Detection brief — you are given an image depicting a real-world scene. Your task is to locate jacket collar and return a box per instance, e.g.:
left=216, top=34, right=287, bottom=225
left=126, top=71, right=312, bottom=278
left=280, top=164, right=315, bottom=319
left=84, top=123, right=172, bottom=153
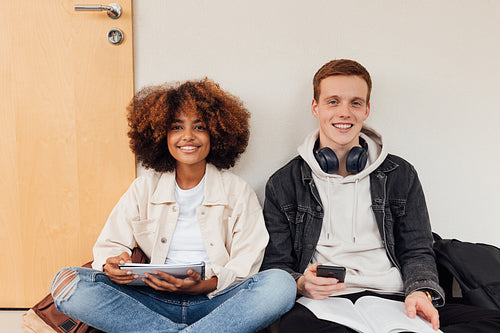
left=203, top=164, right=228, bottom=205
left=375, top=155, right=399, bottom=173
left=150, top=163, right=228, bottom=205
left=300, top=157, right=313, bottom=185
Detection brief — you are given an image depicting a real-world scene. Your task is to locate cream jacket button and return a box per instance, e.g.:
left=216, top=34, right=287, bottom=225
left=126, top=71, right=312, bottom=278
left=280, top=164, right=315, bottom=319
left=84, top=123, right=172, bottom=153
left=172, top=206, right=177, bottom=212
left=161, top=237, right=167, bottom=244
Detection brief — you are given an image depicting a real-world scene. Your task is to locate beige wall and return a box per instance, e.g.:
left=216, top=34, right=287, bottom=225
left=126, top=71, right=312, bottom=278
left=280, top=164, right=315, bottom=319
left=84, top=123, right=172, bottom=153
left=133, top=0, right=500, bottom=246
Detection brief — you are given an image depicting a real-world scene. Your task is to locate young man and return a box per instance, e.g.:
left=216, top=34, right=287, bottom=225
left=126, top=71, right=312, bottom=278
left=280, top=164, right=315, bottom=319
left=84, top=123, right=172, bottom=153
left=261, top=59, right=500, bottom=332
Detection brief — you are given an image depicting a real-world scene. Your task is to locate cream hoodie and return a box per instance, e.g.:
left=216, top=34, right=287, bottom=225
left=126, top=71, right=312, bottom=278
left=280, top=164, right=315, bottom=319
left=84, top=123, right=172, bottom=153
left=298, top=126, right=404, bottom=295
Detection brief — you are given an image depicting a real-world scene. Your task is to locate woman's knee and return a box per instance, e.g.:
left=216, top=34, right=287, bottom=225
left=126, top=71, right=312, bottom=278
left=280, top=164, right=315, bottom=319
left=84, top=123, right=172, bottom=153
left=51, top=267, right=81, bottom=304
left=50, top=267, right=98, bottom=306
left=258, top=269, right=297, bottom=308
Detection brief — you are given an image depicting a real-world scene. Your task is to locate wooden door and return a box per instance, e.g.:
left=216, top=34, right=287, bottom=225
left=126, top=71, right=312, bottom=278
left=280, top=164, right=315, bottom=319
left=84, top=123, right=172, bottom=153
left=0, top=0, right=135, bottom=307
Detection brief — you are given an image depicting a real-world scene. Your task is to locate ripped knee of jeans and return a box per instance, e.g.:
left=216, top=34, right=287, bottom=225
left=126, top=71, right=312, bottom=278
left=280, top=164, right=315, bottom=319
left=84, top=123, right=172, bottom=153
left=51, top=268, right=80, bottom=302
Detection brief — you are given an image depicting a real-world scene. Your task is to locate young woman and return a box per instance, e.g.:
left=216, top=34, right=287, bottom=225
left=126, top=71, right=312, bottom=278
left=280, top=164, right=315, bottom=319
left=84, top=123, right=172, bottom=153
left=50, top=78, right=296, bottom=333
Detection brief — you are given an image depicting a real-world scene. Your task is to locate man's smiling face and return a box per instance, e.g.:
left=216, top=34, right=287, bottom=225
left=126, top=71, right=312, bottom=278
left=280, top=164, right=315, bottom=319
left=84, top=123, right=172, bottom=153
left=312, top=75, right=370, bottom=152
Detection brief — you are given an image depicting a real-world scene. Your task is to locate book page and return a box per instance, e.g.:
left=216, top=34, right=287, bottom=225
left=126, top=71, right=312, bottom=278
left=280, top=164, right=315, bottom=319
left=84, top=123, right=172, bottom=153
left=297, top=297, right=372, bottom=333
left=354, top=296, right=443, bottom=333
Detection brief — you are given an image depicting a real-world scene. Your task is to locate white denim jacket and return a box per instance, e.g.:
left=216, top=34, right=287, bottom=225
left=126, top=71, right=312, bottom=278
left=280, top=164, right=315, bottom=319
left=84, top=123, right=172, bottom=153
left=92, top=163, right=269, bottom=298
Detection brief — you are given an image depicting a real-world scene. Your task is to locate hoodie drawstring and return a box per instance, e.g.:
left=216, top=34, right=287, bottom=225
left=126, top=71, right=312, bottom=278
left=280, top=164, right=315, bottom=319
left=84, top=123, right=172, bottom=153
left=352, top=179, right=359, bottom=243
left=327, top=179, right=332, bottom=240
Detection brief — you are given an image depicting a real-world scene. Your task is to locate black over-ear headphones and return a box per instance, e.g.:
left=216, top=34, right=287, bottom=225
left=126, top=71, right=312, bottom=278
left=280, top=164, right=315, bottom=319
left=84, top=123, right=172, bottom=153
left=314, top=137, right=368, bottom=174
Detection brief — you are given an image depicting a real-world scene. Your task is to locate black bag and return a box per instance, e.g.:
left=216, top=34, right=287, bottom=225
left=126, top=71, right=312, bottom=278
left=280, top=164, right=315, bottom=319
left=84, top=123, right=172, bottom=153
left=22, top=247, right=149, bottom=332
left=433, top=233, right=500, bottom=310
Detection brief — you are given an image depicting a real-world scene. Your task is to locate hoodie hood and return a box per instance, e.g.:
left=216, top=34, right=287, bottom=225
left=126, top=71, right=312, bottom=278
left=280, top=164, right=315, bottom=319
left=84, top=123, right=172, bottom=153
left=298, top=125, right=388, bottom=182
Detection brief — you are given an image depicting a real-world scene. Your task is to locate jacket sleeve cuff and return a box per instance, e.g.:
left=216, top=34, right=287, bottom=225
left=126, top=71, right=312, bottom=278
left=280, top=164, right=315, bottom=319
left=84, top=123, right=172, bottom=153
left=406, top=280, right=445, bottom=307
left=92, top=259, right=106, bottom=271
left=206, top=264, right=237, bottom=299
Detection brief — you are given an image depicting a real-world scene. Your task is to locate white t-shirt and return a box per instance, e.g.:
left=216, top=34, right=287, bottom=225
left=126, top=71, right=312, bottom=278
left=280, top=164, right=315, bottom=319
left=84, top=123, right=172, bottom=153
left=165, top=176, right=211, bottom=267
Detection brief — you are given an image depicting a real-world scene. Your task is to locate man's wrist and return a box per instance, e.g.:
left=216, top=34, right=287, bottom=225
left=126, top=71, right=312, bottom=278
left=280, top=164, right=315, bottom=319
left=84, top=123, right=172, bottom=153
left=296, top=275, right=305, bottom=295
left=414, top=288, right=439, bottom=306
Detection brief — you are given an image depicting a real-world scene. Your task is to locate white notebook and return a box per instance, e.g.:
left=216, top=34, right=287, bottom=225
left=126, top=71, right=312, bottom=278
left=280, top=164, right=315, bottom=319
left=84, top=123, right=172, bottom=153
left=119, top=262, right=205, bottom=286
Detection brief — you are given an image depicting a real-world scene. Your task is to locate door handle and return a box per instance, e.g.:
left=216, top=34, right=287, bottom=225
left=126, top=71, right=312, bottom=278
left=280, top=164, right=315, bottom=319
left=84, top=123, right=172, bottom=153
left=74, top=3, right=122, bottom=19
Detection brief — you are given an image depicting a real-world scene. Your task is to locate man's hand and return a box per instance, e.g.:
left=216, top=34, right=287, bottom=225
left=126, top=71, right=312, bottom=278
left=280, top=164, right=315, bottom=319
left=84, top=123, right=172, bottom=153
left=143, top=269, right=218, bottom=295
left=405, top=291, right=440, bottom=331
left=297, top=263, right=346, bottom=300
left=103, top=252, right=139, bottom=284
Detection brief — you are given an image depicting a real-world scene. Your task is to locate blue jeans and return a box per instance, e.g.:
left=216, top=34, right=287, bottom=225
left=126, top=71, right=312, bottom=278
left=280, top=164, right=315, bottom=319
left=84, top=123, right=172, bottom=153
left=51, top=267, right=296, bottom=333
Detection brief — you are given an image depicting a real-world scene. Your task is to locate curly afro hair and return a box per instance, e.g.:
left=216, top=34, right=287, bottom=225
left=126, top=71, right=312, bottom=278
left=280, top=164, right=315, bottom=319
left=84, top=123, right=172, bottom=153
left=127, top=78, right=250, bottom=172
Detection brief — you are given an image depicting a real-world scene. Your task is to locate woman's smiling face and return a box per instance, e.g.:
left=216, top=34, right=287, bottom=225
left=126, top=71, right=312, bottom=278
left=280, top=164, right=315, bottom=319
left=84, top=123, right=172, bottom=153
left=167, top=110, right=210, bottom=170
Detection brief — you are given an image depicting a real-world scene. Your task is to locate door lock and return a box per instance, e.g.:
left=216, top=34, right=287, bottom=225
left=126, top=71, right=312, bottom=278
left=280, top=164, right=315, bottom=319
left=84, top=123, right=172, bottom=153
left=107, top=28, right=124, bottom=45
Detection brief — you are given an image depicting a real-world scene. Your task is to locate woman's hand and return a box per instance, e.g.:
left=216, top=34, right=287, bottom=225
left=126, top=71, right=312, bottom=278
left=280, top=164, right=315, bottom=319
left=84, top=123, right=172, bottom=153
left=297, top=263, right=346, bottom=300
left=143, top=269, right=218, bottom=295
left=405, top=291, right=440, bottom=331
left=103, top=252, right=139, bottom=284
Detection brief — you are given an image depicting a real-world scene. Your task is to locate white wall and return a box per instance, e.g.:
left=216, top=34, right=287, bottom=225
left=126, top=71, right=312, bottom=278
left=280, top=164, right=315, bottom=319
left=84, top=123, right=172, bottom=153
left=133, top=0, right=500, bottom=246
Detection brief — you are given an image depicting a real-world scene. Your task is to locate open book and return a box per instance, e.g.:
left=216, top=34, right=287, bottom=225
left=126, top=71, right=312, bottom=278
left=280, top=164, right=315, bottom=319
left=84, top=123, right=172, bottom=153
left=297, top=295, right=442, bottom=333
left=119, top=262, right=205, bottom=286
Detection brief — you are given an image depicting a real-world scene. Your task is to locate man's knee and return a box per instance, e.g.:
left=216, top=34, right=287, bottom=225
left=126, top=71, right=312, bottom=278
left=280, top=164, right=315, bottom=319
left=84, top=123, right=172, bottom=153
left=279, top=303, right=354, bottom=333
left=51, top=267, right=80, bottom=302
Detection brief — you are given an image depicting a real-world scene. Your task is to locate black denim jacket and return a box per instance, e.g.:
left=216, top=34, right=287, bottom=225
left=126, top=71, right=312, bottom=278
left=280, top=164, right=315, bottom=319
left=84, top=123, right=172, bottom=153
left=261, top=154, right=445, bottom=304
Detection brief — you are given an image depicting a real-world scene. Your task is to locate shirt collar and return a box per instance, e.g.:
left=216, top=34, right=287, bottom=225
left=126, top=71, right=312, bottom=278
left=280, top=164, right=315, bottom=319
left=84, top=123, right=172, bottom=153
left=150, top=163, right=228, bottom=205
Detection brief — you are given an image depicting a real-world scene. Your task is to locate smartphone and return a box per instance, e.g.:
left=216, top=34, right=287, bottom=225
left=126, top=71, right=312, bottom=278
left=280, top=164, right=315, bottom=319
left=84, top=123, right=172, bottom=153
left=316, top=265, right=346, bottom=282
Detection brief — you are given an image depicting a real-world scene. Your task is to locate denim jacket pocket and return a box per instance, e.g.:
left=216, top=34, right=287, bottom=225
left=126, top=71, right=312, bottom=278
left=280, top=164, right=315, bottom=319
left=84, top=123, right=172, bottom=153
left=371, top=198, right=384, bottom=213
left=283, top=205, right=308, bottom=253
left=388, top=199, right=406, bottom=218
left=283, top=205, right=306, bottom=225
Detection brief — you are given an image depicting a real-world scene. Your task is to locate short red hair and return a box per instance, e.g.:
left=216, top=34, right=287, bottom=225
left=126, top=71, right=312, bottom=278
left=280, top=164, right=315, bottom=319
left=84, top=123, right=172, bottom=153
left=313, top=59, right=372, bottom=103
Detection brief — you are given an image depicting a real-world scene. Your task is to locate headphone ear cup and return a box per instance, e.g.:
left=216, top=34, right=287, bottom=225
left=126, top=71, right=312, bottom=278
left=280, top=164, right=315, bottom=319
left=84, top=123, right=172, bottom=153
left=315, top=147, right=339, bottom=174
left=346, top=146, right=368, bottom=174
